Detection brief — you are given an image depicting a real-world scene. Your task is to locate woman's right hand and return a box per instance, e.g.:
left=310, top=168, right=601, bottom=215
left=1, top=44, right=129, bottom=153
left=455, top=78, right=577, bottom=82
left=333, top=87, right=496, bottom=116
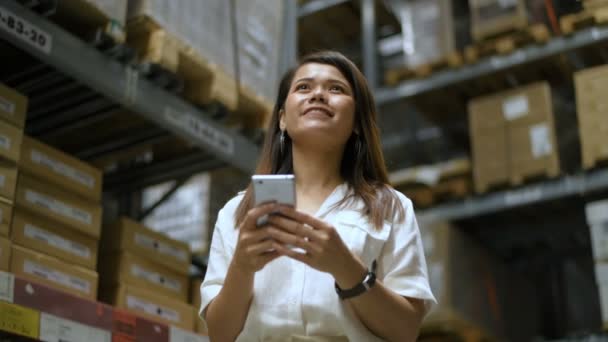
left=230, top=202, right=282, bottom=274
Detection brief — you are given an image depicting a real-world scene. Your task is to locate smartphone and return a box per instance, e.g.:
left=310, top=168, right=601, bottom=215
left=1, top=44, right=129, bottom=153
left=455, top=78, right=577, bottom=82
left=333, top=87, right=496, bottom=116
left=252, top=174, right=296, bottom=226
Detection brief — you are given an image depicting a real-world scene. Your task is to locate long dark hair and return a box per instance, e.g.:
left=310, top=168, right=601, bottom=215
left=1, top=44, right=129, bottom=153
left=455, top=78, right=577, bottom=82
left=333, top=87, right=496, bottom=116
left=235, top=51, right=404, bottom=229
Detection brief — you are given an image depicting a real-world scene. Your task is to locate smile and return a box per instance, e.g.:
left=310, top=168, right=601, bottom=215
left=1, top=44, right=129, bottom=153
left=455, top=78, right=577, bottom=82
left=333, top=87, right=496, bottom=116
left=303, top=107, right=333, bottom=117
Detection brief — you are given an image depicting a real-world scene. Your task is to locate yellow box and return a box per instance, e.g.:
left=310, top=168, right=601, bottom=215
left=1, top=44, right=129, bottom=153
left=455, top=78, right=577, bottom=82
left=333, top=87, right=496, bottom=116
left=0, top=161, right=18, bottom=201
left=0, top=119, right=22, bottom=163
left=10, top=245, right=98, bottom=300
left=104, top=283, right=195, bottom=331
left=0, top=301, right=40, bottom=339
left=102, top=217, right=191, bottom=275
left=15, top=175, right=102, bottom=239
left=0, top=83, right=28, bottom=128
left=0, top=199, right=13, bottom=237
left=99, top=252, right=188, bottom=301
left=19, top=136, right=102, bottom=202
left=0, top=236, right=10, bottom=271
left=11, top=209, right=98, bottom=270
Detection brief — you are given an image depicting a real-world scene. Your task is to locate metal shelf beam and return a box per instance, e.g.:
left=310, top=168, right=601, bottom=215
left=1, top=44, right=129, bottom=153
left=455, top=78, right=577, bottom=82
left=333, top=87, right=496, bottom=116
left=0, top=1, right=259, bottom=173
left=419, top=168, right=608, bottom=221
left=376, top=26, right=608, bottom=105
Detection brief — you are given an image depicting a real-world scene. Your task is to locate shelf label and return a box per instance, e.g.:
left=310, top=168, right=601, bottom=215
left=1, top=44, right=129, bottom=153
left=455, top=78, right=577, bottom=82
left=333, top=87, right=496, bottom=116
left=0, top=301, right=40, bottom=339
left=164, top=107, right=235, bottom=156
left=23, top=260, right=91, bottom=294
left=504, top=188, right=542, bottom=206
left=131, top=264, right=181, bottom=292
left=24, top=223, right=91, bottom=259
left=0, top=96, right=15, bottom=115
left=529, top=123, right=553, bottom=158
left=502, top=95, right=529, bottom=121
left=0, top=5, right=52, bottom=54
left=126, top=295, right=180, bottom=323
left=31, top=149, right=96, bottom=188
left=40, top=312, right=111, bottom=342
left=25, top=189, right=93, bottom=225
left=134, top=233, right=188, bottom=262
left=0, top=271, right=15, bottom=303
left=170, top=326, right=208, bottom=342
left=0, top=134, right=11, bottom=151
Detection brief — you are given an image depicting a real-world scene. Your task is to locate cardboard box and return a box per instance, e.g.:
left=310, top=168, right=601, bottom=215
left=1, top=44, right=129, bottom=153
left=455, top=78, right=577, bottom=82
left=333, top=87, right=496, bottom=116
left=0, top=118, right=23, bottom=163
left=102, top=217, right=191, bottom=275
left=103, top=284, right=195, bottom=331
left=11, top=209, right=98, bottom=269
left=469, top=0, right=527, bottom=41
left=0, top=161, right=18, bottom=201
left=99, top=251, right=189, bottom=301
left=10, top=245, right=98, bottom=300
left=190, top=278, right=202, bottom=308
left=0, top=83, right=28, bottom=128
left=0, top=236, right=10, bottom=271
left=15, top=175, right=102, bottom=239
left=419, top=217, right=540, bottom=341
left=0, top=199, right=13, bottom=237
left=19, top=136, right=102, bottom=202
left=575, top=65, right=608, bottom=169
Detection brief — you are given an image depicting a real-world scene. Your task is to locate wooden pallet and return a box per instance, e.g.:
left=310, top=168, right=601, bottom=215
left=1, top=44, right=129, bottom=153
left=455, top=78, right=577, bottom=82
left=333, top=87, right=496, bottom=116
left=464, top=24, right=550, bottom=64
left=385, top=52, right=464, bottom=86
left=561, top=6, right=608, bottom=34
left=127, top=16, right=239, bottom=112
left=509, top=164, right=560, bottom=188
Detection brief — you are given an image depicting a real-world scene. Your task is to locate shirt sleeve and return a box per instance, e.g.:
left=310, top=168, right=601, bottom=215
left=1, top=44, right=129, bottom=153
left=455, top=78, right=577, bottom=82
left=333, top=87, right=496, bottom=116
left=378, top=194, right=437, bottom=313
left=198, top=206, right=232, bottom=332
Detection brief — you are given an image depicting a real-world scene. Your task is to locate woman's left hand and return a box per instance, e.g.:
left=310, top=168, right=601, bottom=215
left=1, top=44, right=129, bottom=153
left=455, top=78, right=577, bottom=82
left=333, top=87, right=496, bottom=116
left=266, top=205, right=367, bottom=286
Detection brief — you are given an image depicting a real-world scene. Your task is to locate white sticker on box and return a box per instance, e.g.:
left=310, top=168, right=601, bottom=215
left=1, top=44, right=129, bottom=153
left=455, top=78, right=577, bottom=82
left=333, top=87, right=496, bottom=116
left=0, top=96, right=15, bottom=115
left=131, top=264, right=181, bottom=292
left=529, top=123, right=553, bottom=158
left=25, top=189, right=92, bottom=225
left=134, top=233, right=188, bottom=262
left=31, top=149, right=96, bottom=189
left=23, top=260, right=90, bottom=294
left=0, top=134, right=11, bottom=151
left=170, top=326, right=208, bottom=342
left=126, top=295, right=180, bottom=323
left=0, top=271, right=15, bottom=303
left=24, top=223, right=91, bottom=259
left=502, top=95, right=529, bottom=121
left=40, top=312, right=111, bottom=342
left=0, top=6, right=52, bottom=54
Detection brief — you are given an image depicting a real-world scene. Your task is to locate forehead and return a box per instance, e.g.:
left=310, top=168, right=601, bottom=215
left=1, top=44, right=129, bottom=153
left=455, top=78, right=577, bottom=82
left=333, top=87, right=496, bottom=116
left=293, top=63, right=349, bottom=84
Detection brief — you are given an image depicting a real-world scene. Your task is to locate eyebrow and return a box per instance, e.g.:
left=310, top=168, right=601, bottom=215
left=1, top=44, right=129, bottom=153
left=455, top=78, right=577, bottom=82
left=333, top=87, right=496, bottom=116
left=293, top=77, right=351, bottom=88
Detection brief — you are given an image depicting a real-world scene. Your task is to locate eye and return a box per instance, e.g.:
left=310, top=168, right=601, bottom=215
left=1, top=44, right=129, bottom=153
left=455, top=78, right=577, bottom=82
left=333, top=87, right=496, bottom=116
left=329, top=85, right=345, bottom=93
left=295, top=83, right=309, bottom=91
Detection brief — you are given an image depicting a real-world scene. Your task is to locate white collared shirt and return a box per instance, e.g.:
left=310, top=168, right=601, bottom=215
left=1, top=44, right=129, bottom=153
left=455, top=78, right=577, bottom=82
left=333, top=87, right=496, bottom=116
left=200, top=184, right=436, bottom=341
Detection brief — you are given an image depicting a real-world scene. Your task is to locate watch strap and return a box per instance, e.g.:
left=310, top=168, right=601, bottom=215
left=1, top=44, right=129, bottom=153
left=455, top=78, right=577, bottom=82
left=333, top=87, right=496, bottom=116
left=335, top=260, right=377, bottom=300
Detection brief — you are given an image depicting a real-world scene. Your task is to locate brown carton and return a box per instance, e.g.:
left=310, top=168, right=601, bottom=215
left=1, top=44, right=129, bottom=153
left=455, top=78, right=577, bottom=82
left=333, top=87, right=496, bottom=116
left=0, top=199, right=13, bottom=237
left=10, top=245, right=98, bottom=300
left=101, top=217, right=191, bottom=275
left=0, top=236, right=10, bottom=271
left=0, top=83, right=28, bottom=128
left=0, top=161, right=18, bottom=200
left=469, top=0, right=527, bottom=41
left=19, top=136, right=103, bottom=202
left=99, top=251, right=188, bottom=301
left=0, top=119, right=23, bottom=163
left=15, top=175, right=102, bottom=238
left=11, top=209, right=98, bottom=269
left=103, top=283, right=195, bottom=331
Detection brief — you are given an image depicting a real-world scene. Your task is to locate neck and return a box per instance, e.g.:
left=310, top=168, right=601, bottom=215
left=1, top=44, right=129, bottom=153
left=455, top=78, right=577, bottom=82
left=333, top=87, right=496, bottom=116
left=291, top=143, right=344, bottom=195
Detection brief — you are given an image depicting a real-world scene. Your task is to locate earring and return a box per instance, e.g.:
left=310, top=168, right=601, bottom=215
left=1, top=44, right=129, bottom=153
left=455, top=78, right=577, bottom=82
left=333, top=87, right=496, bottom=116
left=280, top=130, right=285, bottom=155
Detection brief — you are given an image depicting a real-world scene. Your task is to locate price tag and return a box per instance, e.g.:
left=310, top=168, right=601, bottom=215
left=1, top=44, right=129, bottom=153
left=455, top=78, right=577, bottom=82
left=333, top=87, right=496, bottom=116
left=0, top=301, right=40, bottom=339
left=0, top=5, right=52, bottom=54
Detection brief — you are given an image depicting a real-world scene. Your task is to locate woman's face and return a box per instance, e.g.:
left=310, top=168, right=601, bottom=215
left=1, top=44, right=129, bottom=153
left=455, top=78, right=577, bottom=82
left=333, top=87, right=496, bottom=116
left=280, top=63, right=356, bottom=151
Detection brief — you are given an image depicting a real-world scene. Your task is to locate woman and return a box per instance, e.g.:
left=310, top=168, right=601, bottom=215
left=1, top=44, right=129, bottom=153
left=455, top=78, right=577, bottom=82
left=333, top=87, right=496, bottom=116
left=200, top=51, right=435, bottom=341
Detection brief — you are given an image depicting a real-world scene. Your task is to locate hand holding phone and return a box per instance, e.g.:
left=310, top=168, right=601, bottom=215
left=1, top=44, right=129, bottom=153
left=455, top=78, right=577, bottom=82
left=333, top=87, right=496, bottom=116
left=252, top=174, right=296, bottom=226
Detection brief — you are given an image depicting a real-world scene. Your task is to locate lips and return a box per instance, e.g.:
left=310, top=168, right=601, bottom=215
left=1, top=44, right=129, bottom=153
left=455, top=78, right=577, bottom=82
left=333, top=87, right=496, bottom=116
left=303, top=107, right=333, bottom=117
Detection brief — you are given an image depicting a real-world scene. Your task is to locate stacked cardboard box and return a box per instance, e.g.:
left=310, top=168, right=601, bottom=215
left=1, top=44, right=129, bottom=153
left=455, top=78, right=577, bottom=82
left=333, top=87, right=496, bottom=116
left=586, top=199, right=608, bottom=328
left=419, top=217, right=540, bottom=341
left=9, top=134, right=103, bottom=301
left=469, top=0, right=528, bottom=41
left=469, top=82, right=560, bottom=193
left=190, top=277, right=204, bottom=334
left=574, top=65, right=608, bottom=170
left=99, top=217, right=197, bottom=331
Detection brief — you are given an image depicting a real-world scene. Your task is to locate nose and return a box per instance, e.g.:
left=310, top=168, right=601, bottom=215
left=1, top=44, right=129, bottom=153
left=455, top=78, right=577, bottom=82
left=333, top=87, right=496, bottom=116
left=308, top=86, right=327, bottom=103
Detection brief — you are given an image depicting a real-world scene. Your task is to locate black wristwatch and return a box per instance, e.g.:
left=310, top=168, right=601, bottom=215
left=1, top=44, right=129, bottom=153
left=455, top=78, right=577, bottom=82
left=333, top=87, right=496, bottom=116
left=334, top=260, right=377, bottom=300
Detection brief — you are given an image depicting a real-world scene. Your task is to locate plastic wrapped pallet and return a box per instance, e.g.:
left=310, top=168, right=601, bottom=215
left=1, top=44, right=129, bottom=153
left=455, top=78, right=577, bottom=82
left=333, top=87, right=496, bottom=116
left=385, top=0, right=454, bottom=69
